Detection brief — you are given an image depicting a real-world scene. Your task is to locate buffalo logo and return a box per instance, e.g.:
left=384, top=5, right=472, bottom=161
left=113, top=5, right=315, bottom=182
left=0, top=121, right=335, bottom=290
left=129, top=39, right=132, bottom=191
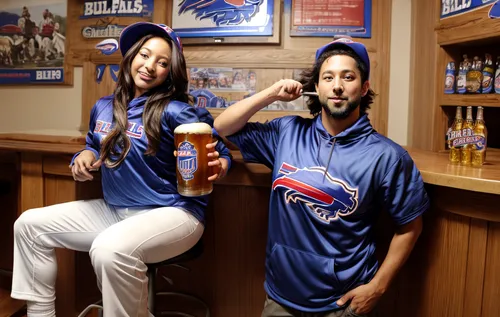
left=95, top=38, right=119, bottom=55
left=272, top=163, right=358, bottom=223
left=178, top=0, right=264, bottom=26
left=177, top=141, right=198, bottom=181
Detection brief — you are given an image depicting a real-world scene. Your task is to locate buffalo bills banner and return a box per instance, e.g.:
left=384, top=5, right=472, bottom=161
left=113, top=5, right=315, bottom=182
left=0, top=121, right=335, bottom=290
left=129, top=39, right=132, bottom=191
left=285, top=0, right=372, bottom=38
left=441, top=0, right=496, bottom=18
left=0, top=0, right=67, bottom=84
left=171, top=0, right=274, bottom=38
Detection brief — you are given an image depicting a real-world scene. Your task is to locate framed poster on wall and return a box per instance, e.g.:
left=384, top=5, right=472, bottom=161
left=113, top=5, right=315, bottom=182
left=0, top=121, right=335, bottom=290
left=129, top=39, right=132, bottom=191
left=285, top=0, right=372, bottom=38
left=171, top=0, right=280, bottom=44
left=440, top=0, right=496, bottom=19
left=0, top=0, right=69, bottom=84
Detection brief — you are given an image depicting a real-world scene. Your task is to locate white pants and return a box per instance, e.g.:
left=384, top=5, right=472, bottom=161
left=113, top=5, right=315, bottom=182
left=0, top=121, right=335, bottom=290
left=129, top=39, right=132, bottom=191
left=11, top=199, right=204, bottom=317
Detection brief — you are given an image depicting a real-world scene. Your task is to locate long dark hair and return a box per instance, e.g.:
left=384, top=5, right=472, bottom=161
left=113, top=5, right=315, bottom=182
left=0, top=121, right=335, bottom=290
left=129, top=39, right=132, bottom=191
left=300, top=48, right=376, bottom=117
left=100, top=34, right=193, bottom=168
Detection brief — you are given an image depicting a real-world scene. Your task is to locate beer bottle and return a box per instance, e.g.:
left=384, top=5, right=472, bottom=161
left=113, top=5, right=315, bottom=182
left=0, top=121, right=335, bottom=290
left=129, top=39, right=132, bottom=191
left=460, top=106, right=474, bottom=166
left=444, top=61, right=456, bottom=94
left=449, top=106, right=463, bottom=164
left=458, top=55, right=469, bottom=94
left=466, top=56, right=483, bottom=93
left=472, top=106, right=487, bottom=167
left=482, top=54, right=494, bottom=94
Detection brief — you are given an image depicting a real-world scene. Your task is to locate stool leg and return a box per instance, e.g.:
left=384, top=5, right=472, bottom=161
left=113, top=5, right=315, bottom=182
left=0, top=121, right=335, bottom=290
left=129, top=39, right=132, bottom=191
left=148, top=268, right=156, bottom=315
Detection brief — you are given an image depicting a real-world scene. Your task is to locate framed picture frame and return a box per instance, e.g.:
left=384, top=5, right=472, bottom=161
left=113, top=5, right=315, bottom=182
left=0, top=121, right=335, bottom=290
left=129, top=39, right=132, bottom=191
left=171, top=0, right=280, bottom=45
left=0, top=0, right=73, bottom=85
left=285, top=0, right=372, bottom=38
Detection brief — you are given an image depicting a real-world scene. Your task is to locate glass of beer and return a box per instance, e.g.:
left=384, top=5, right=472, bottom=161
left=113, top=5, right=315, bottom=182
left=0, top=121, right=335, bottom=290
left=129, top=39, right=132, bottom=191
left=174, top=122, right=214, bottom=197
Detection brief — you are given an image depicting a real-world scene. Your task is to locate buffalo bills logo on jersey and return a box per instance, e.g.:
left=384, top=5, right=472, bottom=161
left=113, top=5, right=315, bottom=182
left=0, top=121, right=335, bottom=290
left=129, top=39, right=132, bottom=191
left=177, top=141, right=198, bottom=181
left=94, top=120, right=144, bottom=139
left=178, top=0, right=263, bottom=26
left=272, top=163, right=358, bottom=223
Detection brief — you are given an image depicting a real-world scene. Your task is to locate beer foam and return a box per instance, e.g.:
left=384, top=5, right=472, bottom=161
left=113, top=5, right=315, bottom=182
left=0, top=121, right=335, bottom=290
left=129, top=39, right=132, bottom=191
left=174, top=122, right=212, bottom=134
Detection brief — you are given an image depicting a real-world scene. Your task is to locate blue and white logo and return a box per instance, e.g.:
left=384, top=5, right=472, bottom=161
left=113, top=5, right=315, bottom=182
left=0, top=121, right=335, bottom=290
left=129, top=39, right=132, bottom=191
left=177, top=141, right=198, bottom=181
left=95, top=39, right=119, bottom=55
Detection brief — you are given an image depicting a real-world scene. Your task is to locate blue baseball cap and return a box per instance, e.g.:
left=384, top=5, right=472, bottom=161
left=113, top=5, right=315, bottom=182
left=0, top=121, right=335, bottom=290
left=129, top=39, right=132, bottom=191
left=315, top=37, right=370, bottom=80
left=119, top=22, right=183, bottom=57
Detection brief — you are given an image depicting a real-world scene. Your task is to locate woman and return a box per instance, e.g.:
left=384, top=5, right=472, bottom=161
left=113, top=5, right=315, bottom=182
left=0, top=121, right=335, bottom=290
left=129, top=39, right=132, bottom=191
left=11, top=22, right=231, bottom=317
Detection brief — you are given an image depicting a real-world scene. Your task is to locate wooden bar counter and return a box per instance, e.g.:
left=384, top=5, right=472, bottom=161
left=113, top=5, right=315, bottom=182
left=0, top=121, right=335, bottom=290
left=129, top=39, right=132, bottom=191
left=0, top=132, right=499, bottom=317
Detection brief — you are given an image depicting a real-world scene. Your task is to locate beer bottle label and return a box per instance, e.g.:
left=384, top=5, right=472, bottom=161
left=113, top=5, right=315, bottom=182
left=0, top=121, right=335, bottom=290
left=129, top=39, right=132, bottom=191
left=495, top=71, right=500, bottom=93
left=177, top=141, right=198, bottom=181
left=457, top=73, right=467, bottom=94
left=482, top=73, right=493, bottom=93
left=474, top=135, right=486, bottom=151
left=444, top=73, right=455, bottom=94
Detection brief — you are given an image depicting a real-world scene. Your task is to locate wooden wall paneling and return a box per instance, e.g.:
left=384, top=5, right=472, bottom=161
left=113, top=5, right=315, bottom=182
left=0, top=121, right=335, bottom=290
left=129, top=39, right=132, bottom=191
left=409, top=0, right=438, bottom=150
left=482, top=222, right=500, bottom=317
left=370, top=0, right=391, bottom=138
left=44, top=174, right=78, bottom=317
left=81, top=61, right=117, bottom=132
left=462, top=218, right=488, bottom=317
left=432, top=186, right=500, bottom=223
left=212, top=185, right=270, bottom=317
left=152, top=0, right=168, bottom=24
left=408, top=208, right=469, bottom=317
left=19, top=153, right=44, bottom=214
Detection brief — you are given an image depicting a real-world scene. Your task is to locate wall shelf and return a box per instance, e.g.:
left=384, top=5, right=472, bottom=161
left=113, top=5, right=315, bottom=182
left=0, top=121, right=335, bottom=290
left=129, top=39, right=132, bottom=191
left=440, top=94, right=500, bottom=107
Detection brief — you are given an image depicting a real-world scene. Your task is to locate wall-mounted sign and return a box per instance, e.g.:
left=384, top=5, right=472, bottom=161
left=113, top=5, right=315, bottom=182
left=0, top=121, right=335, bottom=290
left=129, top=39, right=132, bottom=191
left=82, top=24, right=126, bottom=38
left=80, top=0, right=154, bottom=19
left=441, top=0, right=496, bottom=19
left=172, top=0, right=274, bottom=38
left=285, top=0, right=372, bottom=38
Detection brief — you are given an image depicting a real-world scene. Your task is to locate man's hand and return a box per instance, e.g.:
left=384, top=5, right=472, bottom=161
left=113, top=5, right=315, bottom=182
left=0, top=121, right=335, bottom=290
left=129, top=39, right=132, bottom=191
left=70, top=150, right=101, bottom=182
left=336, top=282, right=384, bottom=315
left=269, top=79, right=303, bottom=102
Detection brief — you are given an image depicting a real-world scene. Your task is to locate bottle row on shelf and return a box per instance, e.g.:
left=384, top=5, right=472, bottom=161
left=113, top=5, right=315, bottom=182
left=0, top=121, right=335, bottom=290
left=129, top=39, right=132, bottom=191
left=444, top=54, right=500, bottom=95
left=447, top=105, right=487, bottom=167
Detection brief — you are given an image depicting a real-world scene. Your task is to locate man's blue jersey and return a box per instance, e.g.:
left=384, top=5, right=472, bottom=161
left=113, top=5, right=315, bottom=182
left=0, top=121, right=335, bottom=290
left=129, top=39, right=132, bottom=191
left=227, top=114, right=429, bottom=312
left=74, top=95, right=231, bottom=224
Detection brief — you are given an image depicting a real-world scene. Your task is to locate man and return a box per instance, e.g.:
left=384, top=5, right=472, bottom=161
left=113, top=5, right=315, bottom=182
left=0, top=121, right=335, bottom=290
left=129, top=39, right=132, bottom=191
left=214, top=37, right=429, bottom=317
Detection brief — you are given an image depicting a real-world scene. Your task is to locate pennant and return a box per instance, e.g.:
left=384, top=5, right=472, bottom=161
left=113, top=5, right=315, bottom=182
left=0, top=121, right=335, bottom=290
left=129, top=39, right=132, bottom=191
left=489, top=0, right=500, bottom=18
left=109, top=64, right=120, bottom=82
left=96, top=64, right=106, bottom=83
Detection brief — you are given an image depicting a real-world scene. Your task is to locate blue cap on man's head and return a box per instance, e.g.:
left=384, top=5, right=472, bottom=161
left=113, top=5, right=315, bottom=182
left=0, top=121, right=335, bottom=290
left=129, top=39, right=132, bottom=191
left=119, top=22, right=183, bottom=57
left=315, top=37, right=370, bottom=80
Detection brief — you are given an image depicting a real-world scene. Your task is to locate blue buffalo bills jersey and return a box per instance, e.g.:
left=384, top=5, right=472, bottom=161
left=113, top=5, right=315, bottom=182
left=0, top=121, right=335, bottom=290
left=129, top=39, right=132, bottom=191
left=227, top=114, right=429, bottom=312
left=73, top=95, right=231, bottom=224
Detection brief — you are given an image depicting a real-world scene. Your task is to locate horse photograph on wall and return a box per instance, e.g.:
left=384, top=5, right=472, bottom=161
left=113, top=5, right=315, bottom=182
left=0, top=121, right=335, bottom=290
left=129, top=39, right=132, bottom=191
left=0, top=0, right=67, bottom=84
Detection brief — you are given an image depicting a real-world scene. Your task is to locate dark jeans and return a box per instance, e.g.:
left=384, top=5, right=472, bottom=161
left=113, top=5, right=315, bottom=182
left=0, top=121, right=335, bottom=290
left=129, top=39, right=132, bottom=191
left=261, top=296, right=367, bottom=317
